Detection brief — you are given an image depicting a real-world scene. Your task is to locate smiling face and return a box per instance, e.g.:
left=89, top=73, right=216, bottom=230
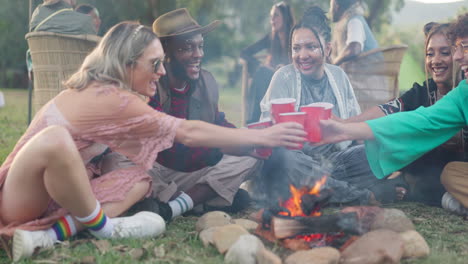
left=130, top=39, right=166, bottom=97
left=425, top=33, right=453, bottom=89
left=453, top=36, right=468, bottom=80
left=291, top=27, right=328, bottom=79
left=167, top=34, right=204, bottom=81
left=270, top=6, right=284, bottom=33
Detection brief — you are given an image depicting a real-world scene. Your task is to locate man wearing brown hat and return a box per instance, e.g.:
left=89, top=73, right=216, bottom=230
left=126, top=8, right=261, bottom=221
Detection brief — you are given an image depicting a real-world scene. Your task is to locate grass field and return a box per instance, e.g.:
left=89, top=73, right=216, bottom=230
left=0, top=88, right=467, bottom=263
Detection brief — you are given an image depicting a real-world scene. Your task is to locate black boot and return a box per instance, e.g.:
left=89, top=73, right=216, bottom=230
left=127, top=198, right=173, bottom=222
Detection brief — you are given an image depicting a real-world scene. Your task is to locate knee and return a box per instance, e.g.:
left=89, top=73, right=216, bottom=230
left=441, top=161, right=464, bottom=189
left=40, top=126, right=75, bottom=157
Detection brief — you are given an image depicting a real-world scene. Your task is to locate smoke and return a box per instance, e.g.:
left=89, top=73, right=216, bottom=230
left=250, top=146, right=334, bottom=209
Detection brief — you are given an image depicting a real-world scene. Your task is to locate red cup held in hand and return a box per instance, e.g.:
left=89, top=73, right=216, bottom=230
left=270, top=98, right=296, bottom=124
left=276, top=112, right=306, bottom=150
left=306, top=102, right=334, bottom=120
left=300, top=105, right=323, bottom=142
left=247, top=119, right=273, bottom=158
left=300, top=102, right=334, bottom=142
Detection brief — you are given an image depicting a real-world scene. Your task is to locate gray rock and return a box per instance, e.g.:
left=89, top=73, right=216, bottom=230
left=198, top=227, right=220, bottom=247
left=341, top=229, right=404, bottom=264
left=371, top=208, right=415, bottom=232
left=233, top=218, right=258, bottom=231
left=285, top=247, right=340, bottom=264
left=225, top=234, right=265, bottom=264
left=400, top=230, right=430, bottom=259
left=195, top=211, right=233, bottom=232
left=257, top=248, right=282, bottom=264
left=213, top=224, right=250, bottom=254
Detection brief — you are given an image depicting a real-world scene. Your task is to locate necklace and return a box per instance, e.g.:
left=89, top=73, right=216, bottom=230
left=173, top=82, right=188, bottom=92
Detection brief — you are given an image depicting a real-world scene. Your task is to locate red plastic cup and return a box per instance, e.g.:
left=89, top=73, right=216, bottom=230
left=306, top=102, right=334, bottom=120
left=270, top=98, right=296, bottom=123
left=300, top=105, right=323, bottom=142
left=277, top=112, right=306, bottom=150
left=247, top=119, right=273, bottom=158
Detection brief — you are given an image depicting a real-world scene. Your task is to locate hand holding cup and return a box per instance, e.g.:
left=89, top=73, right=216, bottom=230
left=257, top=121, right=307, bottom=150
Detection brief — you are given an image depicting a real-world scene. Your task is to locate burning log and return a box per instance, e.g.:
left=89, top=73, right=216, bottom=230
left=300, top=188, right=332, bottom=215
left=271, top=212, right=362, bottom=239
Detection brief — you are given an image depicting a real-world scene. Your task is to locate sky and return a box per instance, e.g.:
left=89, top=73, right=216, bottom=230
left=408, top=0, right=466, bottom=3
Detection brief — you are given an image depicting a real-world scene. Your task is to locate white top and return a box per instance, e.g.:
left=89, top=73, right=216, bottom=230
left=259, top=64, right=361, bottom=150
left=346, top=17, right=366, bottom=51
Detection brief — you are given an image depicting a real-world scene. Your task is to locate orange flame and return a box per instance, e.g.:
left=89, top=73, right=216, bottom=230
left=278, top=176, right=327, bottom=217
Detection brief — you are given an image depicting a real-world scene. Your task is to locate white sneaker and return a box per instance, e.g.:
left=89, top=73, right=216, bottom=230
left=111, top=211, right=165, bottom=239
left=442, top=192, right=468, bottom=216
left=12, top=229, right=55, bottom=262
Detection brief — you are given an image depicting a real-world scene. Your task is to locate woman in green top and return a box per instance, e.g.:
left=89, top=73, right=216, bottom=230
left=318, top=12, right=468, bottom=215
left=336, top=22, right=460, bottom=205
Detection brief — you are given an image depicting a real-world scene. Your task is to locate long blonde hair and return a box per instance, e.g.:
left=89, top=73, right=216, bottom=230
left=65, top=21, right=157, bottom=91
left=423, top=22, right=453, bottom=104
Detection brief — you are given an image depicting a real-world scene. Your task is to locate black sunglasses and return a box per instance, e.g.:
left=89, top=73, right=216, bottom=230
left=152, top=57, right=164, bottom=73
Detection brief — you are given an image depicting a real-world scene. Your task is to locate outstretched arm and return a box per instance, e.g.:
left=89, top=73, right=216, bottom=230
left=175, top=120, right=307, bottom=150
left=335, top=105, right=385, bottom=123
left=318, top=119, right=374, bottom=145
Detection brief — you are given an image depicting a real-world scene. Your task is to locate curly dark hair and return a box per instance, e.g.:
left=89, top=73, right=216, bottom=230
left=289, top=6, right=331, bottom=58
left=449, top=12, right=468, bottom=43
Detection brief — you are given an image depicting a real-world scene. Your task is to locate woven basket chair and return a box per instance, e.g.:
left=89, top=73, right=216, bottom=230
left=340, top=44, right=408, bottom=111
left=25, top=32, right=100, bottom=112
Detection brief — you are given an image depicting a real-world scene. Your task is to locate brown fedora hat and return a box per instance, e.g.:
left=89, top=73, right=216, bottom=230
left=153, top=8, right=221, bottom=38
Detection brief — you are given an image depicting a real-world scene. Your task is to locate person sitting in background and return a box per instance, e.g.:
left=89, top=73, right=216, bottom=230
left=241, top=1, right=294, bottom=123
left=75, top=4, right=101, bottom=34
left=329, top=0, right=379, bottom=65
left=318, top=12, right=468, bottom=216
left=0, top=21, right=306, bottom=261
left=337, top=22, right=463, bottom=206
left=27, top=0, right=97, bottom=80
left=29, top=0, right=95, bottom=35
left=254, top=6, right=404, bottom=208
left=107, top=8, right=267, bottom=222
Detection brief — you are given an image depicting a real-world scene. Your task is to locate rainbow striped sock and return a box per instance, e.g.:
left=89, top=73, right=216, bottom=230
left=75, top=201, right=114, bottom=238
left=49, top=215, right=77, bottom=241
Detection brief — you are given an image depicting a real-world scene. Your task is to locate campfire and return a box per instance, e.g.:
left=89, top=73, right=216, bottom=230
left=255, top=176, right=361, bottom=251
left=195, top=175, right=429, bottom=263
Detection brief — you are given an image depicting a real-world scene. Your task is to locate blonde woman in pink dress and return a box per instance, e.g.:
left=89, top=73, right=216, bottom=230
left=0, top=21, right=306, bottom=261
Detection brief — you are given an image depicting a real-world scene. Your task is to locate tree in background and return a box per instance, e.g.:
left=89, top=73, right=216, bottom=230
left=0, top=0, right=29, bottom=88
left=0, top=0, right=404, bottom=88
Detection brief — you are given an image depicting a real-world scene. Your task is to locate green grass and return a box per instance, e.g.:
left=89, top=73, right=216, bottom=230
left=0, top=88, right=29, bottom=163
left=1, top=89, right=468, bottom=263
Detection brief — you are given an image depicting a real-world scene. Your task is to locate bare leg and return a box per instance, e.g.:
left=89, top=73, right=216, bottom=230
left=101, top=181, right=150, bottom=217
left=184, top=184, right=218, bottom=205
left=1, top=126, right=97, bottom=224
left=69, top=180, right=151, bottom=231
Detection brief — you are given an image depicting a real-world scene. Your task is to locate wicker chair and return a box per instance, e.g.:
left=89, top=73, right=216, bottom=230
left=340, top=44, right=408, bottom=111
left=25, top=32, right=100, bottom=112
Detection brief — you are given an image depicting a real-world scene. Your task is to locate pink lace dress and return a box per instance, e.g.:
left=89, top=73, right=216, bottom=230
left=0, top=84, right=182, bottom=237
